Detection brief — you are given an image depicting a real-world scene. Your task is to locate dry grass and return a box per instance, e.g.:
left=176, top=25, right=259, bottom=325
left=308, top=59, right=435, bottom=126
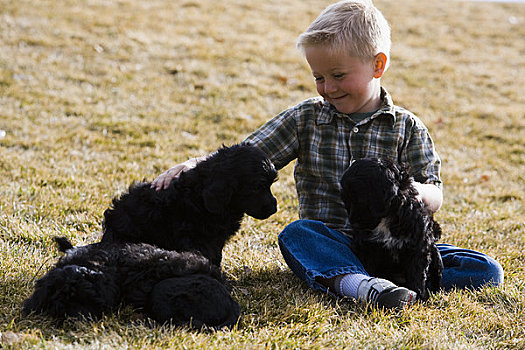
left=1, top=0, right=524, bottom=348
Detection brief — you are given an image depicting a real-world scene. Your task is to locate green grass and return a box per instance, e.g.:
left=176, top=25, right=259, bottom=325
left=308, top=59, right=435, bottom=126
left=1, top=0, right=524, bottom=348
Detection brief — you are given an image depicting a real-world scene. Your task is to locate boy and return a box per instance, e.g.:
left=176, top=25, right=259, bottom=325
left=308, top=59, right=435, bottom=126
left=152, top=0, right=503, bottom=309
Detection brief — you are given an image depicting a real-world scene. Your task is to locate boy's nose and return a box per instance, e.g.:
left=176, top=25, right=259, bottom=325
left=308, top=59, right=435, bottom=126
left=324, top=80, right=338, bottom=94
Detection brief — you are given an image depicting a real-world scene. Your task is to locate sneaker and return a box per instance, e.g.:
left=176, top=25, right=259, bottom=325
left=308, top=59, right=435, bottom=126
left=357, top=278, right=417, bottom=310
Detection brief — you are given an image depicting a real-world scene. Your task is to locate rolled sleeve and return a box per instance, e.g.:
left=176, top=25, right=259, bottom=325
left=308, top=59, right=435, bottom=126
left=405, top=123, right=442, bottom=189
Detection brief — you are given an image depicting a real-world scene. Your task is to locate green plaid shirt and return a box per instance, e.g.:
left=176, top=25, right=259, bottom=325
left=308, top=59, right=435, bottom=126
left=244, top=88, right=441, bottom=233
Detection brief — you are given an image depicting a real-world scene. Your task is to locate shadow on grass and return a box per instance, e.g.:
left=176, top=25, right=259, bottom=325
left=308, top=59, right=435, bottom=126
left=12, top=264, right=367, bottom=336
left=227, top=265, right=361, bottom=327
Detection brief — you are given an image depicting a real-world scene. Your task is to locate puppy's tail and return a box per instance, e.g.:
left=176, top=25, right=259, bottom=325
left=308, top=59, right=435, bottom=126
left=54, top=236, right=74, bottom=252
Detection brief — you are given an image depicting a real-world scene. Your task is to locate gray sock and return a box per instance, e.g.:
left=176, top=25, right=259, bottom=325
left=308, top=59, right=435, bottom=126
left=334, top=273, right=369, bottom=299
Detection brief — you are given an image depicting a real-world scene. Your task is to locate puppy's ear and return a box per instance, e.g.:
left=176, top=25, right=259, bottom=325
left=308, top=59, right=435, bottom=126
left=54, top=237, right=74, bottom=253
left=202, top=179, right=234, bottom=214
left=382, top=166, right=399, bottom=195
left=369, top=166, right=399, bottom=215
left=396, top=162, right=413, bottom=190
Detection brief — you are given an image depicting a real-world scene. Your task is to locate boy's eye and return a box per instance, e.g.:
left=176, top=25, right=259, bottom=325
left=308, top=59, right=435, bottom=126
left=314, top=76, right=324, bottom=82
left=333, top=73, right=345, bottom=79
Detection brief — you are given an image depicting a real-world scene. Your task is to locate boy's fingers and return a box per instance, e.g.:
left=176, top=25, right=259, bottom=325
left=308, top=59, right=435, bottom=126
left=151, top=166, right=186, bottom=191
left=150, top=178, right=161, bottom=190
left=151, top=173, right=169, bottom=190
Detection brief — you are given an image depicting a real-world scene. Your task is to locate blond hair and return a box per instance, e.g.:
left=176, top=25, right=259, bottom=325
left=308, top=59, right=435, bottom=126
left=297, top=0, right=391, bottom=64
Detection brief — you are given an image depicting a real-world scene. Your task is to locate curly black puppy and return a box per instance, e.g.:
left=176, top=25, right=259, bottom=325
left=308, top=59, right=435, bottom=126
left=340, top=158, right=443, bottom=300
left=23, top=237, right=240, bottom=329
left=101, top=143, right=278, bottom=266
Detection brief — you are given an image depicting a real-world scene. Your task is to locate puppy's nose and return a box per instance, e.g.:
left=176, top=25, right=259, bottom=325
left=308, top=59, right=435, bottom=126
left=269, top=197, right=277, bottom=213
left=262, top=198, right=278, bottom=218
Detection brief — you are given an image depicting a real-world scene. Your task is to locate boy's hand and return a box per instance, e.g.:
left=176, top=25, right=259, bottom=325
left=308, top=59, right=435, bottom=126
left=151, top=157, right=202, bottom=191
left=150, top=165, right=187, bottom=191
left=411, top=181, right=443, bottom=213
left=411, top=181, right=424, bottom=203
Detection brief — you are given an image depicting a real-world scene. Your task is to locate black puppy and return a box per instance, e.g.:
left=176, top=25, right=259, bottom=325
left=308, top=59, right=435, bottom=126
left=340, top=158, right=443, bottom=300
left=101, top=143, right=278, bottom=266
left=23, top=237, right=240, bottom=329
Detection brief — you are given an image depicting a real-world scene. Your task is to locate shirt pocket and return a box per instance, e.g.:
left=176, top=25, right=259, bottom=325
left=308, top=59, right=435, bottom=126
left=350, top=124, right=404, bottom=163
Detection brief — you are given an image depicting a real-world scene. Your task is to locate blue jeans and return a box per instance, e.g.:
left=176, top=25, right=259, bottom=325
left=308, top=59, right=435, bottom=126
left=278, top=220, right=504, bottom=293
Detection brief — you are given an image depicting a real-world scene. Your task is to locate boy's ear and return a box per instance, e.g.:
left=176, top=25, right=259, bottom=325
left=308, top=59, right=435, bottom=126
left=373, top=52, right=387, bottom=78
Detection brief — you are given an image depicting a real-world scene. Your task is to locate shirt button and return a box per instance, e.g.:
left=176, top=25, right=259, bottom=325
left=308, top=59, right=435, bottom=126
left=352, top=127, right=359, bottom=133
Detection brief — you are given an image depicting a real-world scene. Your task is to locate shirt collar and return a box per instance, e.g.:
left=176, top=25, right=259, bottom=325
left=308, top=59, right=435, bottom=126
left=316, top=87, right=397, bottom=126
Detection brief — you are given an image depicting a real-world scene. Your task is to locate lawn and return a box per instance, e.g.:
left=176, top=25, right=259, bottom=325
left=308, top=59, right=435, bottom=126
left=1, top=0, right=524, bottom=348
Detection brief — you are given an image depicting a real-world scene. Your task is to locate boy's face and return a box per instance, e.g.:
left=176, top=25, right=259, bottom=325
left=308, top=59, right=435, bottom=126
left=305, top=45, right=382, bottom=114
